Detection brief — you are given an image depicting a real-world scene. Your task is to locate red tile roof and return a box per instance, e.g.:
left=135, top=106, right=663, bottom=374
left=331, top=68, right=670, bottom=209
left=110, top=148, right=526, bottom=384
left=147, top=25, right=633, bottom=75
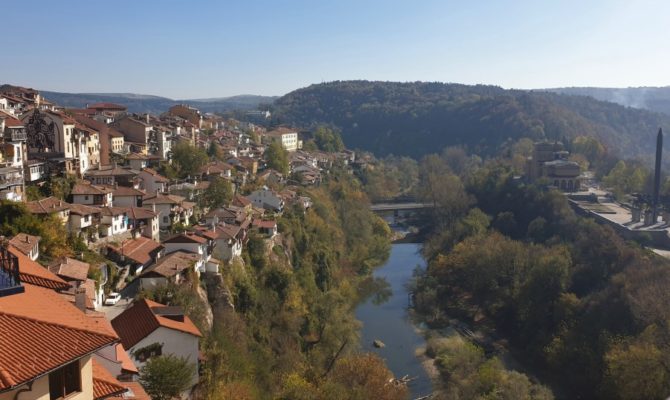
left=111, top=298, right=201, bottom=349
left=140, top=168, right=169, bottom=183
left=139, top=251, right=200, bottom=279
left=48, top=257, right=90, bottom=282
left=68, top=203, right=102, bottom=216
left=126, top=207, right=157, bottom=220
left=0, top=284, right=118, bottom=392
left=72, top=182, right=113, bottom=196
left=232, top=195, right=251, bottom=207
left=111, top=381, right=150, bottom=400
left=142, top=193, right=185, bottom=205
left=163, top=232, right=207, bottom=244
left=8, top=246, right=70, bottom=290
left=8, top=233, right=40, bottom=257
left=115, top=343, right=138, bottom=374
left=253, top=219, right=277, bottom=229
left=92, top=359, right=127, bottom=399
left=25, top=197, right=71, bottom=214
left=107, top=237, right=162, bottom=265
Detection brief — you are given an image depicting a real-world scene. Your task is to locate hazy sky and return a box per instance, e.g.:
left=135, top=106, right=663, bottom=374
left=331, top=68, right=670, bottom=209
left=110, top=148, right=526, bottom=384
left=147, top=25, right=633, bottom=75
left=2, top=0, right=669, bottom=98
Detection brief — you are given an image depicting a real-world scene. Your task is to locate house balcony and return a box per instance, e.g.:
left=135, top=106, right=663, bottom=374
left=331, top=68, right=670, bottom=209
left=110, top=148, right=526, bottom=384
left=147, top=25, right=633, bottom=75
left=0, top=177, right=23, bottom=188
left=5, top=130, right=27, bottom=141
left=0, top=245, right=23, bottom=297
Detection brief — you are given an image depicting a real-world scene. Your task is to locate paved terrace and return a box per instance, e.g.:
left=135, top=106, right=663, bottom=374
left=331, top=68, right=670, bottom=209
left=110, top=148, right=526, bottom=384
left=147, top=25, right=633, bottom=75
left=569, top=188, right=670, bottom=256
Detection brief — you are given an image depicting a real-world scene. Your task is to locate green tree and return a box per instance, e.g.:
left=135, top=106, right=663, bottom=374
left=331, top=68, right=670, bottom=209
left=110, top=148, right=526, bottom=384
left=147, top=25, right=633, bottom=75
left=418, top=154, right=471, bottom=226
left=172, top=142, right=209, bottom=178
left=314, top=126, right=344, bottom=153
left=203, top=177, right=233, bottom=209
left=265, top=141, right=289, bottom=175
left=602, top=160, right=649, bottom=199
left=139, top=355, right=196, bottom=400
left=208, top=141, right=224, bottom=160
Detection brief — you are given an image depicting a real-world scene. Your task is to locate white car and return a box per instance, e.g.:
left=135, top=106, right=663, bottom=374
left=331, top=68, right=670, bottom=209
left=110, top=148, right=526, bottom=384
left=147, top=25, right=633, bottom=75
left=104, top=292, right=122, bottom=305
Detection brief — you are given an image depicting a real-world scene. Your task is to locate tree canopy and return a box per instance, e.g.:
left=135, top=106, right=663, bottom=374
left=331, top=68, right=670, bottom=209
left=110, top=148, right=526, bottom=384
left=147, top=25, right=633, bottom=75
left=272, top=80, right=670, bottom=160
left=265, top=140, right=289, bottom=175
left=203, top=176, right=233, bottom=209
left=171, top=142, right=209, bottom=178
left=139, top=354, right=196, bottom=400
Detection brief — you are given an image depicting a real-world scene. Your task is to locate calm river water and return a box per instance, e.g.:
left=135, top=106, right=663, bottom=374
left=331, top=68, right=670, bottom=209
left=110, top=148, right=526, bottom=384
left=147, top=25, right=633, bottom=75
left=355, top=243, right=433, bottom=398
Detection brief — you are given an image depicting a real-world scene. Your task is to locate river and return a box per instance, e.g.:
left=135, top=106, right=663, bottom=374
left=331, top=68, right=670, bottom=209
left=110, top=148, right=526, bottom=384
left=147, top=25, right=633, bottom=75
left=355, top=243, right=433, bottom=398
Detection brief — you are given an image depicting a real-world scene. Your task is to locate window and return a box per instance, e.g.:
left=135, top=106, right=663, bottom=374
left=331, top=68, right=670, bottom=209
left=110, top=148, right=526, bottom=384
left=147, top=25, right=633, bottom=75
left=84, top=195, right=89, bottom=201
left=49, top=361, right=81, bottom=400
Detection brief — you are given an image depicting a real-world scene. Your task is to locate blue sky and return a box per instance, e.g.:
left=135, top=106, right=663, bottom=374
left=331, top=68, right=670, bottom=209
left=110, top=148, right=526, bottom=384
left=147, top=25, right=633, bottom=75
left=2, top=0, right=669, bottom=98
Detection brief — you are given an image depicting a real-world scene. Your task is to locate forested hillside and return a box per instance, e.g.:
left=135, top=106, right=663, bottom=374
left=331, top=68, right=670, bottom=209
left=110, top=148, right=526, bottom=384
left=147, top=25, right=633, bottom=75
left=271, top=81, right=670, bottom=160
left=408, top=148, right=670, bottom=399
left=545, top=86, right=670, bottom=116
left=33, top=89, right=276, bottom=114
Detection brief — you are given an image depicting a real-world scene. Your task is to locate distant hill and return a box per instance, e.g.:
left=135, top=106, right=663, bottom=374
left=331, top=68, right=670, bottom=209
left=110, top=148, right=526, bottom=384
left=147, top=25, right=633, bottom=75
left=543, top=86, right=670, bottom=116
left=38, top=90, right=277, bottom=114
left=272, top=80, right=670, bottom=160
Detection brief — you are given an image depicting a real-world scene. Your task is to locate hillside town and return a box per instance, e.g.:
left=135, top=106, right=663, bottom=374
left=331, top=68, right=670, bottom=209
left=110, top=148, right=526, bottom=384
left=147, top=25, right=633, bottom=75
left=0, top=85, right=356, bottom=400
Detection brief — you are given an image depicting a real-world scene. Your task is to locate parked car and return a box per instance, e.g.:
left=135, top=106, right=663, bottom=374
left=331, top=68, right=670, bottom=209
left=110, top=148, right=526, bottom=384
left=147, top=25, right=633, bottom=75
left=104, top=292, right=122, bottom=305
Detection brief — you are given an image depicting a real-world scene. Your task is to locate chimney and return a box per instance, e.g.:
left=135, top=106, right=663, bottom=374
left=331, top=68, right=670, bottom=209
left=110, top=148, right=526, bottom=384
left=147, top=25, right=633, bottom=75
left=146, top=114, right=150, bottom=124
left=25, top=235, right=30, bottom=243
left=74, top=287, right=87, bottom=311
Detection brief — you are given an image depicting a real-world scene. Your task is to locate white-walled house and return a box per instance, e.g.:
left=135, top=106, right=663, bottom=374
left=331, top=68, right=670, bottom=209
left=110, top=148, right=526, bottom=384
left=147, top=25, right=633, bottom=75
left=211, top=224, right=243, bottom=263
left=137, top=251, right=204, bottom=290
left=68, top=203, right=102, bottom=238
left=162, top=232, right=209, bottom=262
left=247, top=187, right=284, bottom=212
left=98, top=206, right=129, bottom=237
left=126, top=207, right=160, bottom=241
left=71, top=182, right=113, bottom=207
left=138, top=168, right=168, bottom=194
left=142, top=193, right=194, bottom=230
left=110, top=186, right=144, bottom=208
left=111, top=299, right=202, bottom=390
left=8, top=233, right=40, bottom=261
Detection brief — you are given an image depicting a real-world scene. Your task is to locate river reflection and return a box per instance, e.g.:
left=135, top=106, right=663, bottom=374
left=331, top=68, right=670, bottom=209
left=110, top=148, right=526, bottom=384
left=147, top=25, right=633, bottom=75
left=355, top=243, right=433, bottom=398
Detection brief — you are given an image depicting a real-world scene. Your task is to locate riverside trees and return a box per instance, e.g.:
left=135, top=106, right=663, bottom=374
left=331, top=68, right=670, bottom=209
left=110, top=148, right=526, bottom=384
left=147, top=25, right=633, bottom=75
left=412, top=152, right=670, bottom=399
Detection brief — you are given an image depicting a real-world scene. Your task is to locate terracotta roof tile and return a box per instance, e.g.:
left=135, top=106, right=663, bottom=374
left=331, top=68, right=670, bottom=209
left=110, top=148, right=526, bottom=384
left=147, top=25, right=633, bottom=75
left=72, top=182, right=113, bottom=196
left=0, top=284, right=118, bottom=391
left=126, top=207, right=157, bottom=220
left=8, top=233, right=40, bottom=256
left=115, top=343, right=138, bottom=374
left=110, top=381, right=150, bottom=400
left=92, top=359, right=127, bottom=399
left=25, top=197, right=71, bottom=214
left=48, top=257, right=90, bottom=282
left=107, top=237, right=162, bottom=265
left=8, top=246, right=70, bottom=290
left=111, top=298, right=201, bottom=349
left=163, top=232, right=207, bottom=244
left=68, top=203, right=102, bottom=216
left=140, top=168, right=169, bottom=182
left=139, top=251, right=199, bottom=279
left=142, top=193, right=185, bottom=205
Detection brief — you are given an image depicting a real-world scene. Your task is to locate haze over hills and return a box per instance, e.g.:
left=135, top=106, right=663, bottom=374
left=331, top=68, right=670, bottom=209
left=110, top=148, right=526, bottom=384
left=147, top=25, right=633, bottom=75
left=543, top=86, right=670, bottom=116
left=271, top=80, right=670, bottom=161
left=37, top=89, right=277, bottom=114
